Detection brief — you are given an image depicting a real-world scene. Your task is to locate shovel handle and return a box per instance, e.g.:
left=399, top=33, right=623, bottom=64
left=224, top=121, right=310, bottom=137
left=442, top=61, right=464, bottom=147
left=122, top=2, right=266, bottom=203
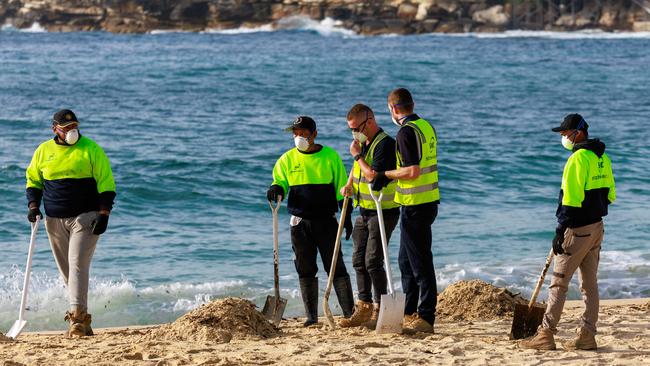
left=269, top=197, right=282, bottom=321
left=18, top=217, right=40, bottom=322
left=368, top=187, right=395, bottom=296
left=528, top=248, right=555, bottom=310
left=323, top=194, right=350, bottom=329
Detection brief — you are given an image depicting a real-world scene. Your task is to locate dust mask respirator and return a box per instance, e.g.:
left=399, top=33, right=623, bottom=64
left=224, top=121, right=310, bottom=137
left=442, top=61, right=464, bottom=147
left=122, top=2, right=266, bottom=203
left=65, top=129, right=79, bottom=145
left=294, top=136, right=310, bottom=152
left=352, top=131, right=367, bottom=143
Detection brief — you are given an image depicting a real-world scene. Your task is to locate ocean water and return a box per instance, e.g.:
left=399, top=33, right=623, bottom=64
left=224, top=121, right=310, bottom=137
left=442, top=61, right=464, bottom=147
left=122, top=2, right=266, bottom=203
left=1, top=19, right=649, bottom=331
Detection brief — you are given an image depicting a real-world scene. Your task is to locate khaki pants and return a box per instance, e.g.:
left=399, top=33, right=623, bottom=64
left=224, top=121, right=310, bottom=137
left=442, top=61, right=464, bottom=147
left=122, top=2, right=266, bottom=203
left=542, top=220, right=604, bottom=335
left=45, top=211, right=99, bottom=312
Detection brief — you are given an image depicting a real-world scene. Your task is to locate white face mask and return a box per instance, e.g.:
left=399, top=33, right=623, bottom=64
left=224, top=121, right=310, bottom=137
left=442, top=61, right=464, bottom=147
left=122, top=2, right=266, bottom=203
left=351, top=131, right=368, bottom=143
left=561, top=135, right=574, bottom=151
left=64, top=129, right=79, bottom=145
left=294, top=136, right=310, bottom=151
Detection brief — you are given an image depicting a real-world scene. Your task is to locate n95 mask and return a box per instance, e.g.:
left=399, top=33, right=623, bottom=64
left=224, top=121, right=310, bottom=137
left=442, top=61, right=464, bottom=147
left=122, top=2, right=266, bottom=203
left=64, top=129, right=79, bottom=145
left=294, top=136, right=310, bottom=151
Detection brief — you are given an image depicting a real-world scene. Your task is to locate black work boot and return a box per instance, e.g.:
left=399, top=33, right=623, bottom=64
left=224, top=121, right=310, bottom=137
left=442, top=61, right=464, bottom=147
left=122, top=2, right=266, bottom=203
left=299, top=277, right=319, bottom=327
left=333, top=276, right=354, bottom=318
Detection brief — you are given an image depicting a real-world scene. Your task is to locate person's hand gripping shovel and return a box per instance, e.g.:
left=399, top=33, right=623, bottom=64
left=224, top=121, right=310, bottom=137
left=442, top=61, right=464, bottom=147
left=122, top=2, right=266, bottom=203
left=369, top=187, right=405, bottom=334
left=6, top=216, right=41, bottom=339
left=262, top=196, right=287, bottom=326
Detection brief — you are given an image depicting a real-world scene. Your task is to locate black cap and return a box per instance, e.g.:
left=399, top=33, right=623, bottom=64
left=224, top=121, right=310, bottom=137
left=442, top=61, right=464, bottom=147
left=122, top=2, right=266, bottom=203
left=52, top=109, right=79, bottom=126
left=285, top=116, right=316, bottom=133
left=552, top=113, right=589, bottom=132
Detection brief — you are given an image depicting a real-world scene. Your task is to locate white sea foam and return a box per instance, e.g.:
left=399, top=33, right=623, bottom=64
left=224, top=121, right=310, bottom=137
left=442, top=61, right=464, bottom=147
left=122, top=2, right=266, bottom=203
left=149, top=29, right=194, bottom=35
left=204, top=24, right=274, bottom=35
left=206, top=16, right=358, bottom=38
left=0, top=271, right=254, bottom=331
left=467, top=29, right=650, bottom=39
left=15, top=22, right=47, bottom=33
left=1, top=22, right=47, bottom=33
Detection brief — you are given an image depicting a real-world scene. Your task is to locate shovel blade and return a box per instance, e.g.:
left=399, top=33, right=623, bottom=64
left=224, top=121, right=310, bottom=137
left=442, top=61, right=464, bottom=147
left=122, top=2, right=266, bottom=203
left=262, top=295, right=287, bottom=325
left=510, top=303, right=546, bottom=340
left=376, top=293, right=406, bottom=334
left=6, top=320, right=27, bottom=339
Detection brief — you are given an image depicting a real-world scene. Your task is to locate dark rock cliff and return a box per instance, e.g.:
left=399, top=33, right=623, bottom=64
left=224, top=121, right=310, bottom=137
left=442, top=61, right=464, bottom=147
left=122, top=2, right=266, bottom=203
left=1, top=1, right=649, bottom=34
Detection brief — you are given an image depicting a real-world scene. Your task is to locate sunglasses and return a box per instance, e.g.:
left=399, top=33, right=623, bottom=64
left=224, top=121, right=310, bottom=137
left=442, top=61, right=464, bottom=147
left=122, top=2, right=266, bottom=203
left=349, top=111, right=371, bottom=132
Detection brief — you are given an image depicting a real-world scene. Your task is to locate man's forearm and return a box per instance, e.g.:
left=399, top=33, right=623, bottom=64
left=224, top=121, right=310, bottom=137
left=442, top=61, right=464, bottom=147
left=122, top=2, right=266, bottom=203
left=385, top=165, right=420, bottom=181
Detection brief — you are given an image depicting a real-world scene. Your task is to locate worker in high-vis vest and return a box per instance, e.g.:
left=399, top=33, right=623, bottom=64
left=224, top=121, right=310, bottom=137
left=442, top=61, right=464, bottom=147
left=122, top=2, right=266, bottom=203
left=338, top=104, right=400, bottom=328
left=521, top=114, right=616, bottom=351
left=375, top=88, right=439, bottom=333
left=25, top=109, right=116, bottom=338
left=266, top=116, right=354, bottom=327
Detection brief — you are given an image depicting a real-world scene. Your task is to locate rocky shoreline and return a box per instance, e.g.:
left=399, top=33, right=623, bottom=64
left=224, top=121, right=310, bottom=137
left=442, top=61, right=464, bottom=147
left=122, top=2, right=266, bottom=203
left=1, top=0, right=649, bottom=35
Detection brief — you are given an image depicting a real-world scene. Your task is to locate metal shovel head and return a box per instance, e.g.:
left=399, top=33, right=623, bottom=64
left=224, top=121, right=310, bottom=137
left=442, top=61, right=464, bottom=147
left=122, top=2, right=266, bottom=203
left=510, top=302, right=546, bottom=340
left=376, top=292, right=406, bottom=334
left=262, top=295, right=287, bottom=325
left=6, top=319, right=26, bottom=339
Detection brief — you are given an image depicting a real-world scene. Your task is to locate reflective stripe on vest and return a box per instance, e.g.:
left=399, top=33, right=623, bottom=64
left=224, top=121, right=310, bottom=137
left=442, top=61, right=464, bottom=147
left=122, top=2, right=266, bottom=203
left=352, top=131, right=399, bottom=210
left=395, top=118, right=440, bottom=206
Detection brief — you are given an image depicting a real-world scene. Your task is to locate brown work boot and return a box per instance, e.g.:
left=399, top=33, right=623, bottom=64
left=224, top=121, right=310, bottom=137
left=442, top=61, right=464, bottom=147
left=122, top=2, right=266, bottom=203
left=519, top=327, right=556, bottom=350
left=338, top=300, right=373, bottom=328
left=403, top=313, right=418, bottom=327
left=364, top=304, right=380, bottom=329
left=563, top=328, right=597, bottom=350
left=64, top=310, right=94, bottom=338
left=403, top=314, right=434, bottom=333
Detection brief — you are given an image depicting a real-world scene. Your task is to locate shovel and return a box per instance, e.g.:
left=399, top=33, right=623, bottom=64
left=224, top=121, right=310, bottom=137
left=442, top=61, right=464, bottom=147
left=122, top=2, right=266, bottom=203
left=6, top=216, right=41, bottom=339
left=369, top=187, right=405, bottom=334
left=323, top=195, right=350, bottom=329
left=510, top=248, right=554, bottom=340
left=262, top=197, right=287, bottom=326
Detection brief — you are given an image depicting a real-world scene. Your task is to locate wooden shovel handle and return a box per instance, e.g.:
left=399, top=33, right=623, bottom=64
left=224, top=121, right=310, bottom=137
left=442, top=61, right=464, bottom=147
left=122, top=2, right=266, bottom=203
left=528, top=248, right=555, bottom=310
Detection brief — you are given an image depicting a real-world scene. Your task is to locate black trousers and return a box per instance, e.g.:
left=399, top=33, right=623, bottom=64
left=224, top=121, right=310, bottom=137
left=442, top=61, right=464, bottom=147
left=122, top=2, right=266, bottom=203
left=351, top=209, right=400, bottom=303
left=398, top=202, right=438, bottom=325
left=290, top=216, right=349, bottom=280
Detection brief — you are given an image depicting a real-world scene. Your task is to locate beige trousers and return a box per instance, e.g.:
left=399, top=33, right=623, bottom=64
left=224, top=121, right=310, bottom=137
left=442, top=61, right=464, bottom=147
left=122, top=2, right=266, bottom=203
left=542, top=220, right=604, bottom=335
left=45, top=211, right=99, bottom=312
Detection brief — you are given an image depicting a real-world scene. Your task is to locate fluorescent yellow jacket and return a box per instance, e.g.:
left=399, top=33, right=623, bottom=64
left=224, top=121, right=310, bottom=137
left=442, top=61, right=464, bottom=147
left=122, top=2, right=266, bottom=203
left=26, top=136, right=116, bottom=218
left=557, top=139, right=615, bottom=228
left=272, top=145, right=347, bottom=219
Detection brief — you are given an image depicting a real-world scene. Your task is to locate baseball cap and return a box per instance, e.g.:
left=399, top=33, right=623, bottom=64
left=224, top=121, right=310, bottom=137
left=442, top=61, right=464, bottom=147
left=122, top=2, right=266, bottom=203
left=52, top=109, right=79, bottom=127
left=285, top=116, right=316, bottom=133
left=551, top=113, right=589, bottom=132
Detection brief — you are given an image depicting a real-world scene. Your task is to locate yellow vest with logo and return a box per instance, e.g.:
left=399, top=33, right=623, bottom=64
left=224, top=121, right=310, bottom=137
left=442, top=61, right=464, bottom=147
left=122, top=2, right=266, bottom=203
left=395, top=118, right=440, bottom=206
left=352, top=131, right=399, bottom=210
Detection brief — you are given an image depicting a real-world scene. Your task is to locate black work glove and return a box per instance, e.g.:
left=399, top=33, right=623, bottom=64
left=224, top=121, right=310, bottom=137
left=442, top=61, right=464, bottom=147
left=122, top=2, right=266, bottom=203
left=266, top=185, right=284, bottom=203
left=27, top=207, right=42, bottom=223
left=552, top=225, right=566, bottom=255
left=92, top=214, right=109, bottom=235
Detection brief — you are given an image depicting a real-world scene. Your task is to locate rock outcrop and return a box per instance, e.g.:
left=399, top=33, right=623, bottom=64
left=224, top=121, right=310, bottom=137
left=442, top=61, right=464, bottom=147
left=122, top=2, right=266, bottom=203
left=0, top=0, right=648, bottom=34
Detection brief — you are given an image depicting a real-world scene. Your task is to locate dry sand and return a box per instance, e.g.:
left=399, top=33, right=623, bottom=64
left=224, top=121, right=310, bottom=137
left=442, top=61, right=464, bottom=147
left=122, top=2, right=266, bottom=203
left=1, top=294, right=649, bottom=365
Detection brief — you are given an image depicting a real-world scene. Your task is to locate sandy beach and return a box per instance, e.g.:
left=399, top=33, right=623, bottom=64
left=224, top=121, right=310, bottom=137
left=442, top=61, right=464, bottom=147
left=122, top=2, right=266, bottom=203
left=1, top=296, right=648, bottom=366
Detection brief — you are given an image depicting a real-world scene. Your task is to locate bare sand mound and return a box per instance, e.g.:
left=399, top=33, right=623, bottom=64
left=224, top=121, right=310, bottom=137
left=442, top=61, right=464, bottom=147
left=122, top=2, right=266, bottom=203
left=148, top=297, right=278, bottom=343
left=437, top=280, right=528, bottom=321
